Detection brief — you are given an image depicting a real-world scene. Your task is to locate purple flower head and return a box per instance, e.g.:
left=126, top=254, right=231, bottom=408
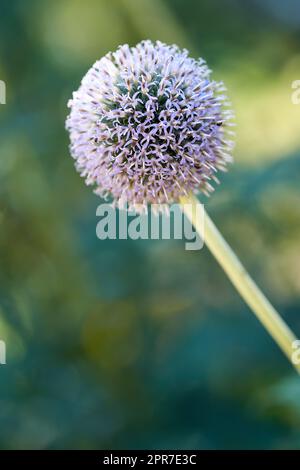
left=66, top=40, right=234, bottom=211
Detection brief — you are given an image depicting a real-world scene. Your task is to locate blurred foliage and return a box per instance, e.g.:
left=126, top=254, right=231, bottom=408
left=0, top=0, right=300, bottom=450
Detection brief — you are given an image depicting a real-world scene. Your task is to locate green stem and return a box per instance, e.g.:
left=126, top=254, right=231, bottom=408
left=180, top=193, right=300, bottom=373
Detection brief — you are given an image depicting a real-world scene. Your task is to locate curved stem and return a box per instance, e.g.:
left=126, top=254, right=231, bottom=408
left=180, top=193, right=300, bottom=373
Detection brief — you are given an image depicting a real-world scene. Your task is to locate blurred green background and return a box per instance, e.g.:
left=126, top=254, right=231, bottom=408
left=0, top=0, right=300, bottom=450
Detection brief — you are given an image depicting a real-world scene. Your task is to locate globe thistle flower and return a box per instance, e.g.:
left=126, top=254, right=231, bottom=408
left=66, top=41, right=300, bottom=373
left=66, top=40, right=234, bottom=211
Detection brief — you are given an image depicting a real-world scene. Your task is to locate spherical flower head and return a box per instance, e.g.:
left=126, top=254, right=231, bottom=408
left=66, top=40, right=234, bottom=211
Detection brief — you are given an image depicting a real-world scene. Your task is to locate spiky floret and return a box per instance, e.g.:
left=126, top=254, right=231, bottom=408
left=66, top=40, right=234, bottom=211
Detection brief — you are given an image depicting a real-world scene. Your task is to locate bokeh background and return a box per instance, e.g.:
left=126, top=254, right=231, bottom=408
left=1, top=0, right=300, bottom=450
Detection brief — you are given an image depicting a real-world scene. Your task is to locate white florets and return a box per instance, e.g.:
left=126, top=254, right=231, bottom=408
left=66, top=40, right=234, bottom=211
